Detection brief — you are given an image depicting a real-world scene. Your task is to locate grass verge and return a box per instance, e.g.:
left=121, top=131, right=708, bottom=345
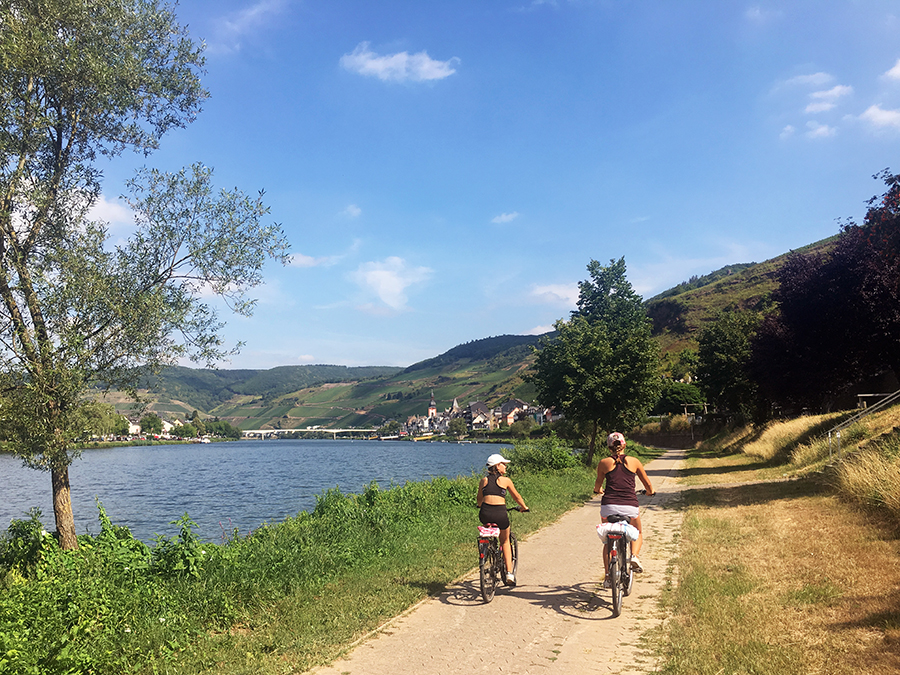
left=655, top=407, right=900, bottom=675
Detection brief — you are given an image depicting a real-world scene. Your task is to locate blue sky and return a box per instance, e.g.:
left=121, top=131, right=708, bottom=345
left=92, top=0, right=900, bottom=369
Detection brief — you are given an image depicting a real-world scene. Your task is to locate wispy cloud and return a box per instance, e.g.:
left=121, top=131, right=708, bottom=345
left=884, top=59, right=900, bottom=81
left=860, top=104, right=900, bottom=130
left=744, top=6, right=783, bottom=25
left=88, top=194, right=134, bottom=230
left=805, top=84, right=853, bottom=113
left=530, top=283, right=579, bottom=308
left=208, top=0, right=287, bottom=55
left=289, top=239, right=361, bottom=268
left=340, top=42, right=460, bottom=83
left=779, top=72, right=834, bottom=90
left=491, top=211, right=520, bottom=224
left=341, top=204, right=362, bottom=218
left=805, top=120, right=836, bottom=138
left=352, top=257, right=433, bottom=312
left=524, top=324, right=556, bottom=336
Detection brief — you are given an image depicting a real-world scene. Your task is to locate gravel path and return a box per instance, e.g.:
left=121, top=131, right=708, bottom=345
left=307, top=449, right=686, bottom=675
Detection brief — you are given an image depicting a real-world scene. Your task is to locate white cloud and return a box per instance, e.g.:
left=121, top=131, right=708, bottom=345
left=352, top=257, right=433, bottom=311
left=340, top=42, right=460, bottom=83
left=209, top=0, right=286, bottom=54
left=782, top=72, right=833, bottom=89
left=884, top=59, right=900, bottom=81
left=780, top=124, right=796, bottom=139
left=805, top=84, right=853, bottom=113
left=88, top=194, right=134, bottom=229
left=491, top=211, right=520, bottom=224
left=805, top=121, right=836, bottom=138
left=341, top=204, right=362, bottom=218
left=524, top=324, right=556, bottom=336
left=530, top=283, right=579, bottom=308
left=860, top=104, right=900, bottom=129
left=744, top=6, right=782, bottom=24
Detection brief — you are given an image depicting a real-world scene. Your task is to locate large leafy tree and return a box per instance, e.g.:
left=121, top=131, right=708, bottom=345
left=697, top=310, right=761, bottom=422
left=751, top=170, right=900, bottom=412
left=531, top=258, right=660, bottom=463
left=0, top=0, right=290, bottom=548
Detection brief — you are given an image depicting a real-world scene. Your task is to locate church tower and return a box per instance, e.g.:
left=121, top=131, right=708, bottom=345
left=428, top=391, right=437, bottom=418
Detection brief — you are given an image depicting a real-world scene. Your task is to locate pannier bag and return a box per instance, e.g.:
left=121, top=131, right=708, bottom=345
left=596, top=522, right=639, bottom=542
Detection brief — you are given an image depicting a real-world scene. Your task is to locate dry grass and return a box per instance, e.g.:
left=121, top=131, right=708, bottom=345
left=659, top=481, right=900, bottom=675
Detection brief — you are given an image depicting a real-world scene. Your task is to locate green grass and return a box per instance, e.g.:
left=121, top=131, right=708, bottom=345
left=0, top=439, right=605, bottom=674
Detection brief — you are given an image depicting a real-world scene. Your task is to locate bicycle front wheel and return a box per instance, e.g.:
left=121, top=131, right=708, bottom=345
left=479, top=541, right=497, bottom=603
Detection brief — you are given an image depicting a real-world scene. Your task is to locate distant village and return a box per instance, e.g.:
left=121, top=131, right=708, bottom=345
left=402, top=393, right=560, bottom=437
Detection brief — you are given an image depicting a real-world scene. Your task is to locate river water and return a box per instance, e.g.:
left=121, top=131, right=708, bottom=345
left=0, top=439, right=508, bottom=544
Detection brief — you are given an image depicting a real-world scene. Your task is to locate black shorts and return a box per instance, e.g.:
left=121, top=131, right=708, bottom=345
left=479, top=503, right=509, bottom=530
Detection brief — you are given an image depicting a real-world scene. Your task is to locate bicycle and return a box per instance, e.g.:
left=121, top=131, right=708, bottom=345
left=597, top=490, right=646, bottom=617
left=476, top=506, right=527, bottom=603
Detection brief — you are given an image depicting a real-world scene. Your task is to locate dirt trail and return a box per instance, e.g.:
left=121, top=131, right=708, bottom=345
left=307, top=449, right=686, bottom=675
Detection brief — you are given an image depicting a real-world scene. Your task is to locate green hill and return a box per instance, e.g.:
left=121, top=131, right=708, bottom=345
left=117, top=236, right=840, bottom=429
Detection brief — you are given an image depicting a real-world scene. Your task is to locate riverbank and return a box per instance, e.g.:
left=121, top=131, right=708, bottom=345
left=1, top=436, right=665, bottom=674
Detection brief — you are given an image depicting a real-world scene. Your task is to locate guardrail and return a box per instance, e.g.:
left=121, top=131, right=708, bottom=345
left=824, top=388, right=900, bottom=460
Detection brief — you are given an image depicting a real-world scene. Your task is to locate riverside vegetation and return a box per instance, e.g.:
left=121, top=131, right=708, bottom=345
left=655, top=403, right=900, bottom=675
left=0, top=435, right=664, bottom=675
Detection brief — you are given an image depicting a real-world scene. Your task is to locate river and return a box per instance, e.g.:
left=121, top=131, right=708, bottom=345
left=0, top=439, right=509, bottom=544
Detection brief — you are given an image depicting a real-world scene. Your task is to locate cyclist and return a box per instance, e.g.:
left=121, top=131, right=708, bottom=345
left=477, top=453, right=528, bottom=585
left=594, top=432, right=654, bottom=584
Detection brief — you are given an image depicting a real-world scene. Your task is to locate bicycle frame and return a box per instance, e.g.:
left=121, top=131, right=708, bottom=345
left=476, top=506, right=523, bottom=603
left=604, top=515, right=635, bottom=617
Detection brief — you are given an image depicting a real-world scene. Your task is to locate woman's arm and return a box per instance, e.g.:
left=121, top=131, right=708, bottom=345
left=594, top=458, right=609, bottom=494
left=476, top=477, right=487, bottom=507
left=634, top=461, right=655, bottom=495
left=504, top=479, right=528, bottom=511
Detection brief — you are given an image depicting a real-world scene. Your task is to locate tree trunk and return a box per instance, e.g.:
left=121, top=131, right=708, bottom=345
left=51, top=466, right=79, bottom=550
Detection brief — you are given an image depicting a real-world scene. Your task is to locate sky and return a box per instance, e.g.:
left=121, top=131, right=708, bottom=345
left=91, top=0, right=900, bottom=370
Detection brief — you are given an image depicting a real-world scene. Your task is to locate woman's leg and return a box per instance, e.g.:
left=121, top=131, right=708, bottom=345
left=630, top=514, right=643, bottom=556
left=499, top=526, right=513, bottom=573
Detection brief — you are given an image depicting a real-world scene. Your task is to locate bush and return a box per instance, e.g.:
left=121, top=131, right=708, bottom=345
left=508, top=433, right=578, bottom=472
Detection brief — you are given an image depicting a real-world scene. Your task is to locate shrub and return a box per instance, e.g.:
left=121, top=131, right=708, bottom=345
left=508, top=433, right=578, bottom=472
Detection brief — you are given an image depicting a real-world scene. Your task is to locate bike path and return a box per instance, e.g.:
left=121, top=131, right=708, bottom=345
left=307, top=448, right=686, bottom=675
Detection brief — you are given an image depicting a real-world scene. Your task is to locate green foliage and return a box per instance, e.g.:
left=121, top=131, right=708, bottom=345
left=139, top=413, right=163, bottom=435
left=508, top=433, right=579, bottom=472
left=653, top=381, right=706, bottom=415
left=697, top=310, right=761, bottom=422
left=530, top=258, right=661, bottom=461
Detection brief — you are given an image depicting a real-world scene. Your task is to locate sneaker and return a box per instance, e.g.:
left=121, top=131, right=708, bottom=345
left=603, top=576, right=613, bottom=589
left=505, top=572, right=516, bottom=586
left=630, top=556, right=644, bottom=573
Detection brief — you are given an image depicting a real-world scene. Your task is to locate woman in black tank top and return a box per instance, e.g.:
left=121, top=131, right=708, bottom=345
left=477, top=453, right=528, bottom=585
left=593, top=432, right=654, bottom=579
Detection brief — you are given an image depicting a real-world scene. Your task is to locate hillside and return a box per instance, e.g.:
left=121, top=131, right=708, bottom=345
left=118, top=235, right=840, bottom=429
left=645, top=236, right=837, bottom=354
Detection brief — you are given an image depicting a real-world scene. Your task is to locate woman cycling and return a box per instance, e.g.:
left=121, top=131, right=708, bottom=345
left=477, top=453, right=528, bottom=585
left=594, top=432, right=654, bottom=583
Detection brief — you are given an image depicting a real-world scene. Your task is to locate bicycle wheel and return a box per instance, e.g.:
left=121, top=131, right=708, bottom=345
left=478, top=540, right=497, bottom=602
left=623, top=542, right=635, bottom=597
left=508, top=532, right=519, bottom=580
left=609, top=554, right=622, bottom=617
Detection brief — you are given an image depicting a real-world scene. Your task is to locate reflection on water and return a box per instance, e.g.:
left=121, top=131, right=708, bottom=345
left=0, top=439, right=508, bottom=543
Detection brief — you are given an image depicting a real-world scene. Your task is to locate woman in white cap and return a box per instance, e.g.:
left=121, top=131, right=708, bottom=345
left=477, top=453, right=528, bottom=585
left=594, top=432, right=654, bottom=581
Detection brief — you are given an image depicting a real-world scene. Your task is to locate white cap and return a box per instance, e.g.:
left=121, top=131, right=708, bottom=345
left=486, top=453, right=511, bottom=467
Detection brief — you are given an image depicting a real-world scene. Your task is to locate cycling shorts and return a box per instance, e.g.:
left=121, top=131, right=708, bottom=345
left=600, top=504, right=639, bottom=520
left=479, top=503, right=510, bottom=530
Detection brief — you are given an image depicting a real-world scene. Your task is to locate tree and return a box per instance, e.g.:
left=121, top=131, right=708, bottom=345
left=652, top=381, right=705, bottom=416
left=139, top=414, right=162, bottom=436
left=530, top=258, right=661, bottom=463
left=0, top=0, right=290, bottom=548
left=697, top=311, right=760, bottom=421
left=751, top=171, right=900, bottom=412
left=447, top=417, right=468, bottom=438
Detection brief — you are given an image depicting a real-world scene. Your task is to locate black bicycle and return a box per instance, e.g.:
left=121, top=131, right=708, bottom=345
left=476, top=506, right=527, bottom=603
left=604, top=514, right=635, bottom=617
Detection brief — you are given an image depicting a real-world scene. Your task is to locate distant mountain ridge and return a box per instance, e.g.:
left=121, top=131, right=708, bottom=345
left=127, top=237, right=838, bottom=428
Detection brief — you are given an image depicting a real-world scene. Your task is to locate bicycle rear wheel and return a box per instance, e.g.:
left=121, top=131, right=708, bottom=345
left=623, top=542, right=635, bottom=597
left=609, top=555, right=622, bottom=617
left=478, top=540, right=497, bottom=602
